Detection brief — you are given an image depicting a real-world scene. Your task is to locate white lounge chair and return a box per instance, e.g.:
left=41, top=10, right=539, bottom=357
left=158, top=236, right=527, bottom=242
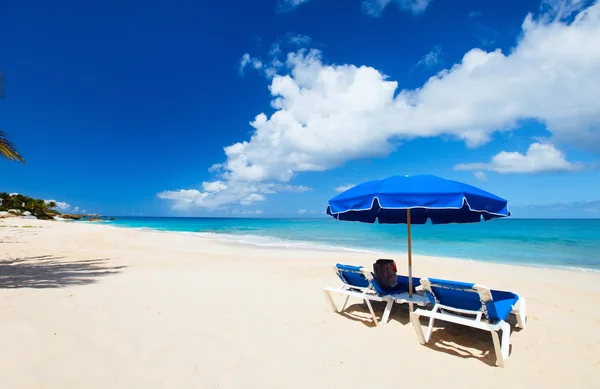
left=323, top=263, right=425, bottom=326
left=409, top=277, right=526, bottom=367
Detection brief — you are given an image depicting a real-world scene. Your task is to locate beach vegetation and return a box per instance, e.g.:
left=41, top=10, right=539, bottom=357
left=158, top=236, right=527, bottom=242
left=0, top=192, right=59, bottom=219
left=0, top=71, right=25, bottom=163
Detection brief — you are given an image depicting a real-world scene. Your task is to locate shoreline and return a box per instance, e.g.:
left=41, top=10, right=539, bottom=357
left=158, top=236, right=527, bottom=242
left=5, top=218, right=599, bottom=275
left=83, top=219, right=600, bottom=273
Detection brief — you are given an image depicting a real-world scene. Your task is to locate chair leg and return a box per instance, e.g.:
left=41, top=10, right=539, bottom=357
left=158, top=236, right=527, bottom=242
left=364, top=299, right=379, bottom=326
left=410, top=312, right=426, bottom=345
left=491, top=329, right=505, bottom=368
left=323, top=290, right=338, bottom=313
left=381, top=299, right=394, bottom=325
left=500, top=321, right=511, bottom=361
left=340, top=295, right=351, bottom=312
left=425, top=316, right=436, bottom=342
left=515, top=297, right=527, bottom=329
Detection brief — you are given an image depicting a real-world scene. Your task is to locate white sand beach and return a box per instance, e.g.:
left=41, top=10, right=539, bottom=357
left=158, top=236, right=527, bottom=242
left=1, top=218, right=599, bottom=388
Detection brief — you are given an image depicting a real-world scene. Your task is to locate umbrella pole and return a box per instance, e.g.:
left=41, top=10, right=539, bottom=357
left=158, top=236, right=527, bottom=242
left=407, top=209, right=413, bottom=298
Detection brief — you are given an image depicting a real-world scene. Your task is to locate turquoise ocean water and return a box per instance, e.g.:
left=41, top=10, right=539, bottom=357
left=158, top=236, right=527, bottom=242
left=107, top=217, right=600, bottom=271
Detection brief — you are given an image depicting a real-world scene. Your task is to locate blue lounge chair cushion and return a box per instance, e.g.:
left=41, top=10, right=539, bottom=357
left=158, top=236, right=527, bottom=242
left=375, top=275, right=422, bottom=295
left=335, top=264, right=370, bottom=289
left=488, top=290, right=520, bottom=322
left=397, top=275, right=421, bottom=295
left=335, top=264, right=421, bottom=296
left=425, top=278, right=519, bottom=322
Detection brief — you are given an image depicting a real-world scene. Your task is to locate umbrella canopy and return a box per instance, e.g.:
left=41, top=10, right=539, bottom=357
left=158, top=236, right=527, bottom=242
left=326, top=175, right=510, bottom=297
left=327, top=175, right=510, bottom=224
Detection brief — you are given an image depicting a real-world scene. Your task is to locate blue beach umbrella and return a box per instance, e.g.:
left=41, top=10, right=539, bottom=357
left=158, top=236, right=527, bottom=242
left=326, top=175, right=510, bottom=297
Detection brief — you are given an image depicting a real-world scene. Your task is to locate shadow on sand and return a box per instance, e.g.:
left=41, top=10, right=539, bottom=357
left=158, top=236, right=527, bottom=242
left=414, top=314, right=523, bottom=367
left=0, top=255, right=126, bottom=289
left=336, top=299, right=523, bottom=367
left=336, top=300, right=413, bottom=328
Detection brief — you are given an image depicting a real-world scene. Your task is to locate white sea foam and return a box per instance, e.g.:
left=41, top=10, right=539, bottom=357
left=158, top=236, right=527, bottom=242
left=180, top=231, right=380, bottom=254
left=109, top=223, right=372, bottom=253
left=550, top=265, right=600, bottom=273
left=106, top=221, right=600, bottom=272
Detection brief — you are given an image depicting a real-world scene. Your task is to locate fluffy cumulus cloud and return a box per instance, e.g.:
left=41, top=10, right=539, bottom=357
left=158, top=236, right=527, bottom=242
left=159, top=1, right=600, bottom=211
left=455, top=143, right=584, bottom=173
left=334, top=184, right=356, bottom=193
left=44, top=199, right=71, bottom=211
left=362, top=0, right=432, bottom=16
left=158, top=181, right=311, bottom=210
left=220, top=4, right=600, bottom=177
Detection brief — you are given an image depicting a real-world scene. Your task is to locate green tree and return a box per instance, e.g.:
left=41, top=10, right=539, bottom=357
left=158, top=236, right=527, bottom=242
left=0, top=192, right=8, bottom=210
left=0, top=71, right=25, bottom=163
left=0, top=193, right=60, bottom=218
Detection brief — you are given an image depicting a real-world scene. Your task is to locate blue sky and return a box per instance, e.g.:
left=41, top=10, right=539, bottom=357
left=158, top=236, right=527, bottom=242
left=1, top=0, right=599, bottom=217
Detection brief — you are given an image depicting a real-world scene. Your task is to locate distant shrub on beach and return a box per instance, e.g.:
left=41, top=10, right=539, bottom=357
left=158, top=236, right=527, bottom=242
left=0, top=192, right=59, bottom=219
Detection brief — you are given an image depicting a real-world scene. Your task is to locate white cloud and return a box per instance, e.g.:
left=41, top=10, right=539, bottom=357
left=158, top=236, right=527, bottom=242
left=278, top=0, right=431, bottom=15
left=243, top=34, right=314, bottom=79
left=455, top=143, right=584, bottom=173
left=362, top=0, right=432, bottom=16
left=277, top=0, right=311, bottom=12
left=202, top=181, right=228, bottom=193
left=334, top=184, right=356, bottom=193
left=473, top=171, right=488, bottom=181
left=416, top=45, right=443, bottom=68
left=232, top=209, right=264, bottom=215
left=240, top=193, right=266, bottom=206
left=512, top=199, right=600, bottom=217
left=273, top=184, right=312, bottom=192
left=160, top=2, right=600, bottom=210
left=72, top=206, right=79, bottom=213
left=44, top=199, right=71, bottom=211
left=297, top=209, right=307, bottom=214
left=239, top=53, right=263, bottom=75
left=158, top=181, right=311, bottom=210
left=541, top=0, right=587, bottom=21
left=287, top=33, right=312, bottom=46
left=220, top=3, right=600, bottom=177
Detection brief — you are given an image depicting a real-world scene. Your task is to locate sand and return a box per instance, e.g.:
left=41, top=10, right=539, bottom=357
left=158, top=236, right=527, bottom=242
left=0, top=218, right=599, bottom=388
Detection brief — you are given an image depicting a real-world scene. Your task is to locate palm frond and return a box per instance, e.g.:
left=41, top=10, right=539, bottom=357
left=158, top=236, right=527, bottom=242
left=0, top=130, right=25, bottom=163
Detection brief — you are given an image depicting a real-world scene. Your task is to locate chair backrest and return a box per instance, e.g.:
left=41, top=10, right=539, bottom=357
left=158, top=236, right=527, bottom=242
left=420, top=277, right=499, bottom=321
left=334, top=264, right=370, bottom=288
left=397, top=274, right=421, bottom=294
left=334, top=264, right=387, bottom=295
